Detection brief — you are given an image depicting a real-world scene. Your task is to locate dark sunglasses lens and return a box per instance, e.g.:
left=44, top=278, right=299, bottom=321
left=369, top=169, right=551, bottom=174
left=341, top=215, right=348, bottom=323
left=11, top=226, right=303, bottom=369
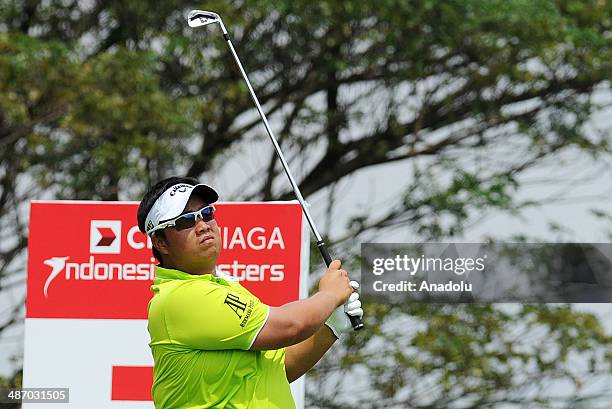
left=174, top=214, right=197, bottom=230
left=201, top=206, right=215, bottom=222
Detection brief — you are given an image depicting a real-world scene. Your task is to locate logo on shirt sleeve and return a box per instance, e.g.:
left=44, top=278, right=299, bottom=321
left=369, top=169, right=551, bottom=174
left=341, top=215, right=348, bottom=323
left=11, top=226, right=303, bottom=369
left=224, top=293, right=255, bottom=327
left=224, top=293, right=247, bottom=318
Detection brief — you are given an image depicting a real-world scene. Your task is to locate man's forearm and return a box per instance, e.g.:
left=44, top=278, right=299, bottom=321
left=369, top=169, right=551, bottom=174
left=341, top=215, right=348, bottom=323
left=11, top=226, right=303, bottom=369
left=284, top=324, right=337, bottom=383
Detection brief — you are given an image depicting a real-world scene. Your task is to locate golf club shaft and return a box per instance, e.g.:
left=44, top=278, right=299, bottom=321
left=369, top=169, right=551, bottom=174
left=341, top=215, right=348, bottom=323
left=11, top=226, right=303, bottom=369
left=218, top=23, right=364, bottom=331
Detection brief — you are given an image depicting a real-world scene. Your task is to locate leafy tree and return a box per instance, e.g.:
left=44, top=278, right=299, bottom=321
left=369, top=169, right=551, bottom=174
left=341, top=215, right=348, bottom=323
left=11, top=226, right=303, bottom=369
left=308, top=302, right=612, bottom=408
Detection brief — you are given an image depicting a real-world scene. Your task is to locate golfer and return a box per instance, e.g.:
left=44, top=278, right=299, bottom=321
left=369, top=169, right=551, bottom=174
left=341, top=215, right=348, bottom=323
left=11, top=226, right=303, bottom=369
left=137, top=176, right=363, bottom=408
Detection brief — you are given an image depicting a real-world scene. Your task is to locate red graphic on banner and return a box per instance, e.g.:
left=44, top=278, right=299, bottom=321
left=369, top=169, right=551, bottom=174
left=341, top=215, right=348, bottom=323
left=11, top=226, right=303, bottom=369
left=27, top=201, right=305, bottom=320
left=96, top=227, right=117, bottom=246
left=111, top=366, right=153, bottom=401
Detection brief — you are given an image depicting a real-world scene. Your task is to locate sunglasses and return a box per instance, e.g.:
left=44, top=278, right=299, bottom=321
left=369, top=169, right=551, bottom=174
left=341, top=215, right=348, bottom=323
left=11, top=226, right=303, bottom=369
left=150, top=205, right=216, bottom=234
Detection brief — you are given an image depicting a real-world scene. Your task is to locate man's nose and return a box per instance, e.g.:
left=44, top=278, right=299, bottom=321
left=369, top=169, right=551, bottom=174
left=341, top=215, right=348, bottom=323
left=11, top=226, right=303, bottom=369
left=194, top=215, right=212, bottom=233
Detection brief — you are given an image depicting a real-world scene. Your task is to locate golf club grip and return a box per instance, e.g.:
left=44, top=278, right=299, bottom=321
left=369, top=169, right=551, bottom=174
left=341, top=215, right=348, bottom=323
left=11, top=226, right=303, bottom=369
left=316, top=241, right=364, bottom=331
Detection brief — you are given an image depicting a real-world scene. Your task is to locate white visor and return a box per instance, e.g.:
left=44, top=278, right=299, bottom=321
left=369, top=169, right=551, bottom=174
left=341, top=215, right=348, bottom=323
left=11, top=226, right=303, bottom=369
left=145, top=183, right=218, bottom=235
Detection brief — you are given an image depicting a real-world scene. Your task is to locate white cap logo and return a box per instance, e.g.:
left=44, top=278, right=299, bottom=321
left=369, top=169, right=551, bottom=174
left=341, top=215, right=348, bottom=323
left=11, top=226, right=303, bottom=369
left=145, top=183, right=219, bottom=235
left=90, top=220, right=121, bottom=254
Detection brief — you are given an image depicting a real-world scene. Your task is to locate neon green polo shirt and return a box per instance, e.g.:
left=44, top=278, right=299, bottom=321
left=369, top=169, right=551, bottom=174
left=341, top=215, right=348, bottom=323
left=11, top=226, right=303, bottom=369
left=147, top=266, right=296, bottom=409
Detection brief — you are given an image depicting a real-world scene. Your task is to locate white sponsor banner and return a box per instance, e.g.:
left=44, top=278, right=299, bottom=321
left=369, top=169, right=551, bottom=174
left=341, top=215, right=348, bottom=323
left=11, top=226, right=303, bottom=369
left=24, top=201, right=309, bottom=408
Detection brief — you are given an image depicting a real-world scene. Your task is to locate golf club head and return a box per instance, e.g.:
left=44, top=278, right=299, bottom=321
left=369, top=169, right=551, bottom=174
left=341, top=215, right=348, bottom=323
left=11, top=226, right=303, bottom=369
left=187, top=10, right=220, bottom=28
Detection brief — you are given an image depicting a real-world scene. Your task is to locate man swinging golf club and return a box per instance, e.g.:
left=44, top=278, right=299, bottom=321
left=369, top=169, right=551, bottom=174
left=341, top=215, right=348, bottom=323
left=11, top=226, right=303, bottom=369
left=138, top=176, right=364, bottom=408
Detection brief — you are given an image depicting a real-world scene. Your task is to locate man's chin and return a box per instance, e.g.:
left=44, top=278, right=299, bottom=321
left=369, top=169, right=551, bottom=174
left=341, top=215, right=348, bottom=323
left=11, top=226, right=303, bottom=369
left=195, top=247, right=220, bottom=262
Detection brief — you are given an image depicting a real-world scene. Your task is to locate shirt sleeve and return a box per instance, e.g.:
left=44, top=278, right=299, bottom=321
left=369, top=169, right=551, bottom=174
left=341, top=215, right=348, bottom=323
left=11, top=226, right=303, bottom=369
left=164, top=280, right=269, bottom=350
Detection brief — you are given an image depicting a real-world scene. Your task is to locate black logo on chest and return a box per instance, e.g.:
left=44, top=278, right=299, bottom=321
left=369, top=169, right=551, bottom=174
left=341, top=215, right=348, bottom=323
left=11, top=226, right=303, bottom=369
left=224, top=293, right=247, bottom=319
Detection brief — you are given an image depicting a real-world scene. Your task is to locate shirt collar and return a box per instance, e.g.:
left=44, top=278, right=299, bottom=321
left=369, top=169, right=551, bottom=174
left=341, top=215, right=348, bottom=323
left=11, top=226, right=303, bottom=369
left=153, top=265, right=237, bottom=286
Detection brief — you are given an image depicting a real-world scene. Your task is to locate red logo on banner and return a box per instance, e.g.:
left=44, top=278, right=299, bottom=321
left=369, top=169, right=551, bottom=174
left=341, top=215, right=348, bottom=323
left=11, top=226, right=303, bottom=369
left=96, top=228, right=116, bottom=246
left=27, top=201, right=305, bottom=320
left=90, top=220, right=122, bottom=254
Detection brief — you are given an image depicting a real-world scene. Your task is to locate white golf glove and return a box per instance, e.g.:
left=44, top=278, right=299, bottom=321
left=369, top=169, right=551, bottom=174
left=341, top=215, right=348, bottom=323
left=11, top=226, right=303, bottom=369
left=325, top=281, right=363, bottom=339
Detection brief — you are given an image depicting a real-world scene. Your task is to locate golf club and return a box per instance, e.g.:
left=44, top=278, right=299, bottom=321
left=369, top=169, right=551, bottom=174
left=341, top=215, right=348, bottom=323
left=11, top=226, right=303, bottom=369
left=187, top=9, right=364, bottom=331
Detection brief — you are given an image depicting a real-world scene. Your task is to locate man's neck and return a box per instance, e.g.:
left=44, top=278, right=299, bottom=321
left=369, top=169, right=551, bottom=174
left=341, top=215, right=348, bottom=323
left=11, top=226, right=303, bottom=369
left=189, top=267, right=216, bottom=276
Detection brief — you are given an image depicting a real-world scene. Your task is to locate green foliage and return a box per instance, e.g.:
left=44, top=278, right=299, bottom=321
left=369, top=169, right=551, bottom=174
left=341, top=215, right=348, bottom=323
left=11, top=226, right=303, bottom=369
left=0, top=32, right=197, bottom=199
left=0, top=370, right=22, bottom=409
left=308, top=302, right=612, bottom=408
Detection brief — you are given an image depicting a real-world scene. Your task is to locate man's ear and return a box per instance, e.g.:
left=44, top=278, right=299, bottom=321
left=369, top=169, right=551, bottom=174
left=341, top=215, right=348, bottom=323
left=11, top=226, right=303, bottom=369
left=152, top=232, right=170, bottom=255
